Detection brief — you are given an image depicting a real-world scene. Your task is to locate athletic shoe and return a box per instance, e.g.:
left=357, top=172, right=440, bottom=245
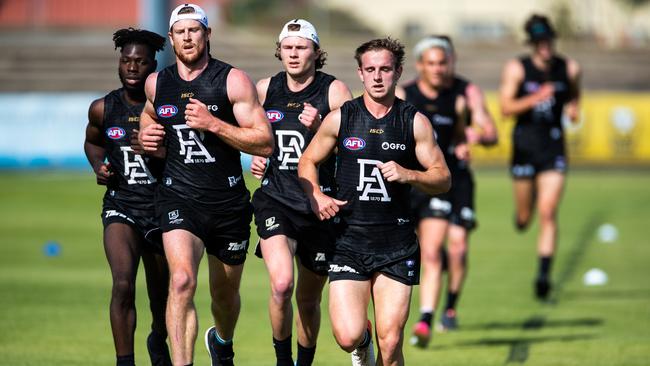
left=535, top=276, right=552, bottom=300
left=409, top=321, right=431, bottom=348
left=205, top=326, right=234, bottom=366
left=351, top=320, right=375, bottom=366
left=439, top=309, right=458, bottom=331
left=146, top=331, right=172, bottom=366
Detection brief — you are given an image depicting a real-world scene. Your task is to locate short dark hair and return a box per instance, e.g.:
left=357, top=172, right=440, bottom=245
left=524, top=14, right=556, bottom=42
left=354, top=37, right=405, bottom=69
left=113, top=27, right=165, bottom=57
left=274, top=41, right=327, bottom=70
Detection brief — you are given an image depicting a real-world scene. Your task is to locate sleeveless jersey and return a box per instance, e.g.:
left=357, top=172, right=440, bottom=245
left=336, top=97, right=418, bottom=225
left=260, top=71, right=336, bottom=213
left=154, top=58, right=249, bottom=208
left=403, top=81, right=459, bottom=160
left=103, top=88, right=161, bottom=206
left=451, top=76, right=471, bottom=127
left=514, top=55, right=570, bottom=151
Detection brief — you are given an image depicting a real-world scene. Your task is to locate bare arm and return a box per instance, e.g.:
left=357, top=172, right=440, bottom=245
left=465, top=83, right=498, bottom=146
left=84, top=98, right=113, bottom=185
left=250, top=77, right=272, bottom=179
left=565, top=58, right=582, bottom=123
left=500, top=59, right=554, bottom=117
left=378, top=112, right=450, bottom=195
left=328, top=79, right=354, bottom=110
left=185, top=68, right=274, bottom=157
left=298, top=109, right=346, bottom=220
left=394, top=85, right=406, bottom=100
left=138, top=72, right=166, bottom=158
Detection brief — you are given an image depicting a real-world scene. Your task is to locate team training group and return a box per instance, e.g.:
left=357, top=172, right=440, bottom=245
left=84, top=3, right=581, bottom=366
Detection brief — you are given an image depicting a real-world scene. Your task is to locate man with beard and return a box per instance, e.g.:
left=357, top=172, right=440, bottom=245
left=500, top=14, right=581, bottom=300
left=249, top=19, right=352, bottom=366
left=138, top=4, right=274, bottom=365
left=298, top=37, right=450, bottom=366
left=84, top=28, right=171, bottom=366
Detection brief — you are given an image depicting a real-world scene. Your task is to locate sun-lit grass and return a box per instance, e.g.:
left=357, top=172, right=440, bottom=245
left=0, top=169, right=648, bottom=365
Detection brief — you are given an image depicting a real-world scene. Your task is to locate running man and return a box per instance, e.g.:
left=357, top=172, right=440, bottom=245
left=250, top=19, right=352, bottom=366
left=138, top=4, right=274, bottom=365
left=400, top=35, right=498, bottom=347
left=298, top=37, right=450, bottom=366
left=84, top=28, right=171, bottom=366
left=499, top=14, right=581, bottom=300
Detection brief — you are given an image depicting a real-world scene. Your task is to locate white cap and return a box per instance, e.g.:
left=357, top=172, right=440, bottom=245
left=278, top=19, right=319, bottom=46
left=413, top=36, right=452, bottom=59
left=169, top=3, right=208, bottom=30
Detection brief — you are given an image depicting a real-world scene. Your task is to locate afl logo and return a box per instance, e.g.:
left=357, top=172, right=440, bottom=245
left=157, top=104, right=178, bottom=118
left=266, top=110, right=284, bottom=123
left=343, top=137, right=366, bottom=151
left=106, top=127, right=126, bottom=140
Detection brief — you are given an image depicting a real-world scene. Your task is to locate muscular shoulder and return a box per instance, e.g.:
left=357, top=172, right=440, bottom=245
left=328, top=79, right=353, bottom=110
left=144, top=72, right=159, bottom=101
left=256, top=77, right=272, bottom=105
left=227, top=67, right=256, bottom=103
left=88, top=97, right=105, bottom=127
left=503, top=58, right=525, bottom=79
left=565, top=57, right=581, bottom=81
left=413, top=111, right=434, bottom=142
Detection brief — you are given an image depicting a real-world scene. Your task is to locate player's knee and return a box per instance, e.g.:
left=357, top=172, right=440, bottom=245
left=111, top=277, right=135, bottom=302
left=376, top=331, right=401, bottom=359
left=333, top=331, right=362, bottom=353
left=448, top=239, right=467, bottom=260
left=421, top=247, right=442, bottom=266
left=296, top=292, right=322, bottom=315
left=270, top=278, right=294, bottom=303
left=169, top=271, right=196, bottom=297
left=538, top=206, right=557, bottom=225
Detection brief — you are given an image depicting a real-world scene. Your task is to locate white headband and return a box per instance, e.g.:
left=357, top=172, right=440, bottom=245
left=413, top=37, right=452, bottom=59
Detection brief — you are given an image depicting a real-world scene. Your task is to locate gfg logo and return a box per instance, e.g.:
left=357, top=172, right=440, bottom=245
left=381, top=142, right=406, bottom=151
left=157, top=104, right=178, bottom=118
left=343, top=137, right=366, bottom=151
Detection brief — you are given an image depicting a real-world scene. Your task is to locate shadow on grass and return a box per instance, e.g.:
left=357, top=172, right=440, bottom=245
left=461, top=317, right=603, bottom=331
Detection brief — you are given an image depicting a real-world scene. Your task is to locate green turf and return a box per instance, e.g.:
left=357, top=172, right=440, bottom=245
left=0, top=169, right=648, bottom=365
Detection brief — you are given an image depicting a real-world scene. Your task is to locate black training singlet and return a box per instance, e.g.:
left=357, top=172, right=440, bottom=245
left=403, top=81, right=459, bottom=160
left=260, top=71, right=336, bottom=213
left=103, top=88, right=161, bottom=206
left=514, top=55, right=570, bottom=153
left=336, top=97, right=419, bottom=225
left=154, top=58, right=249, bottom=208
left=451, top=76, right=471, bottom=127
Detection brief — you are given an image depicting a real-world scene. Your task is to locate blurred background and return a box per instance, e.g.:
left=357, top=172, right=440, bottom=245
left=1, top=0, right=649, bottom=168
left=0, top=1, right=649, bottom=365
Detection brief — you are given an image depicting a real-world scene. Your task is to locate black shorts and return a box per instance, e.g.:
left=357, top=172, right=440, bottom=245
left=156, top=189, right=252, bottom=265
left=252, top=190, right=333, bottom=275
left=411, top=166, right=477, bottom=230
left=328, top=223, right=420, bottom=286
left=102, top=193, right=163, bottom=254
left=511, top=125, right=567, bottom=178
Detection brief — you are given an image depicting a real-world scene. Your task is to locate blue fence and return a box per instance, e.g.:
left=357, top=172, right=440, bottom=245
left=0, top=93, right=252, bottom=170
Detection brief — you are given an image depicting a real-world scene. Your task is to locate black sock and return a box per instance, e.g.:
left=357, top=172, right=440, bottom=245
left=445, top=291, right=459, bottom=311
left=420, top=311, right=433, bottom=327
left=184, top=364, right=193, bottom=366
left=273, top=335, right=293, bottom=366
left=116, top=354, right=135, bottom=366
left=212, top=333, right=234, bottom=366
left=296, top=343, right=316, bottom=366
left=539, top=256, right=553, bottom=279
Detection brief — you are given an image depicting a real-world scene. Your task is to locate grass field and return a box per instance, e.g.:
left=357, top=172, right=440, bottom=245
left=0, top=169, right=649, bottom=366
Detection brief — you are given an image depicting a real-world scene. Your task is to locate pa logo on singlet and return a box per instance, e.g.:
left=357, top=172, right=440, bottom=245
left=173, top=125, right=216, bottom=164
left=276, top=130, right=305, bottom=170
left=120, top=146, right=157, bottom=185
left=356, top=158, right=391, bottom=202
